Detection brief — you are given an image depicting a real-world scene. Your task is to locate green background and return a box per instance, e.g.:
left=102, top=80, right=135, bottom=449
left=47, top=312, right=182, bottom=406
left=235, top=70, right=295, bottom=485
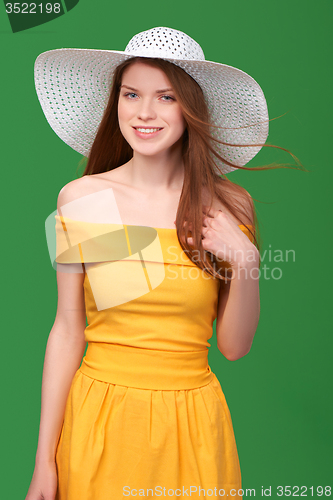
left=1, top=0, right=332, bottom=497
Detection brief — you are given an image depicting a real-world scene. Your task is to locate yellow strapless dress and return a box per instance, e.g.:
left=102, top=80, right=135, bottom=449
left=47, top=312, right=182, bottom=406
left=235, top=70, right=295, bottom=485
left=53, top=216, right=254, bottom=500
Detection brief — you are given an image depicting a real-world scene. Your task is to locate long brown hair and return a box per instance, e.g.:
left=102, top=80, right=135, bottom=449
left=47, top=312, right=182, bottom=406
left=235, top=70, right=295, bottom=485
left=82, top=56, right=305, bottom=281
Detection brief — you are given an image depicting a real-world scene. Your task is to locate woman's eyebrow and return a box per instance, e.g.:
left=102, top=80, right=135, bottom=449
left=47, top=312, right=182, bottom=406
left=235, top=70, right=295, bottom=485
left=155, top=88, right=173, bottom=93
left=120, top=85, right=174, bottom=93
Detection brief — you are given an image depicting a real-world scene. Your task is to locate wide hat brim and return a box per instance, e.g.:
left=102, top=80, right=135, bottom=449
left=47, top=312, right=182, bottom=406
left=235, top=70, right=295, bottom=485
left=34, top=48, right=269, bottom=174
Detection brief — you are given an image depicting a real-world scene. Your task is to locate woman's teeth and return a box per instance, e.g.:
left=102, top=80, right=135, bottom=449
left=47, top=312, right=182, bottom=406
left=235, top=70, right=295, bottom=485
left=136, top=128, right=161, bottom=133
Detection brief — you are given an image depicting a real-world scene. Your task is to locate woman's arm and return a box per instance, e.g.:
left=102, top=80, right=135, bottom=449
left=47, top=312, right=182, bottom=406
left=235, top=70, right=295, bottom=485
left=215, top=187, right=260, bottom=360
left=34, top=268, right=87, bottom=464
left=25, top=183, right=87, bottom=499
left=216, top=254, right=260, bottom=361
left=206, top=187, right=261, bottom=361
left=35, top=181, right=88, bottom=464
left=25, top=269, right=86, bottom=499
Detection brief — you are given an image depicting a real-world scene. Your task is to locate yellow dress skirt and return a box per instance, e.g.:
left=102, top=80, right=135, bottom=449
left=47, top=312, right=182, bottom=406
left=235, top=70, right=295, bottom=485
left=53, top=216, right=254, bottom=500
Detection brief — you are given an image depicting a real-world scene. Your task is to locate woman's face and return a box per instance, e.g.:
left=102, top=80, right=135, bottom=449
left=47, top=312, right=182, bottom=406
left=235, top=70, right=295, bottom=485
left=118, top=62, right=186, bottom=158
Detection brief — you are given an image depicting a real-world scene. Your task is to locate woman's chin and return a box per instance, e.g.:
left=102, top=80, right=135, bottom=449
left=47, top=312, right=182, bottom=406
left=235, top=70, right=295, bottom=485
left=131, top=146, right=168, bottom=158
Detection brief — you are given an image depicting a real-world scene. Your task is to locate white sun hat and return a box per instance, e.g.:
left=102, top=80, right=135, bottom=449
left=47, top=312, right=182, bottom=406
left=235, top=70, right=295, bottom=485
left=34, top=26, right=269, bottom=174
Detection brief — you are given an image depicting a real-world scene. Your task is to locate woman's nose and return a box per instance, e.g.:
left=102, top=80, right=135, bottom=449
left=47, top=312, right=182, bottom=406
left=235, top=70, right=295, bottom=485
left=137, top=98, right=157, bottom=121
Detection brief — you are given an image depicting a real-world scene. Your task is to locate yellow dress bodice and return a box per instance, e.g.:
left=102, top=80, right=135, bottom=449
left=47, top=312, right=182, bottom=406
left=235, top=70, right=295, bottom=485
left=54, top=215, right=254, bottom=352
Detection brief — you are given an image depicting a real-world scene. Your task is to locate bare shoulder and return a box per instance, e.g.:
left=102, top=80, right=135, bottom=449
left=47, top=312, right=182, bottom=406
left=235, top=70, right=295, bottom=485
left=57, top=176, right=90, bottom=208
left=204, top=179, right=254, bottom=226
left=57, top=174, right=119, bottom=211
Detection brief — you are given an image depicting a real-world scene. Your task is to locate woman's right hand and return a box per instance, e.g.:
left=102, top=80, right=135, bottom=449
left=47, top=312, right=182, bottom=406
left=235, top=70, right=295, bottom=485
left=25, top=460, right=58, bottom=500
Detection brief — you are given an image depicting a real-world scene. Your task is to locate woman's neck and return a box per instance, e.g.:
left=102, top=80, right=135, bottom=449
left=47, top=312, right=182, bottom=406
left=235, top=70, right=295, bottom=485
left=125, top=147, right=185, bottom=193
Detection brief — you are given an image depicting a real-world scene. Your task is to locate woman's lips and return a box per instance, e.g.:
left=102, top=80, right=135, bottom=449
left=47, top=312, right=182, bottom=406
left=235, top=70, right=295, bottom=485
left=133, top=127, right=163, bottom=139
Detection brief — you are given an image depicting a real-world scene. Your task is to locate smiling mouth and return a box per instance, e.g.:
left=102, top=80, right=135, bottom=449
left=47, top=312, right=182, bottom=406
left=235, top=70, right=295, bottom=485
left=134, top=127, right=163, bottom=134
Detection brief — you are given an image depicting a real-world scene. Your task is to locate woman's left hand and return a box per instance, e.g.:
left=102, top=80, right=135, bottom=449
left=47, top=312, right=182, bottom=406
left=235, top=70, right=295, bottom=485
left=186, top=205, right=258, bottom=269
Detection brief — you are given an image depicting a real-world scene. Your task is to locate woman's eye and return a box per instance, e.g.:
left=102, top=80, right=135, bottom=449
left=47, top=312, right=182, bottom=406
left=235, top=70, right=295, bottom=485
left=160, top=95, right=175, bottom=102
left=124, top=92, right=138, bottom=99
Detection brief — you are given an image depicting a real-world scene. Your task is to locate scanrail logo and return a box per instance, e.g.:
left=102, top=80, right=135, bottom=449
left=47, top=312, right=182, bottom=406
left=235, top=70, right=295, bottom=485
left=3, top=0, right=79, bottom=33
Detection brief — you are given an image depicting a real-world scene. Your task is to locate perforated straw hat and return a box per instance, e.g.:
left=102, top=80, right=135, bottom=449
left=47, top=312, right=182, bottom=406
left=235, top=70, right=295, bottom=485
left=34, top=26, right=269, bottom=174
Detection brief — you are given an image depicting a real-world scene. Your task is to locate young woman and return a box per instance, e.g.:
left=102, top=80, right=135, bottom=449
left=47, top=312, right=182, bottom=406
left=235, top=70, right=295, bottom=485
left=26, top=27, right=290, bottom=500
